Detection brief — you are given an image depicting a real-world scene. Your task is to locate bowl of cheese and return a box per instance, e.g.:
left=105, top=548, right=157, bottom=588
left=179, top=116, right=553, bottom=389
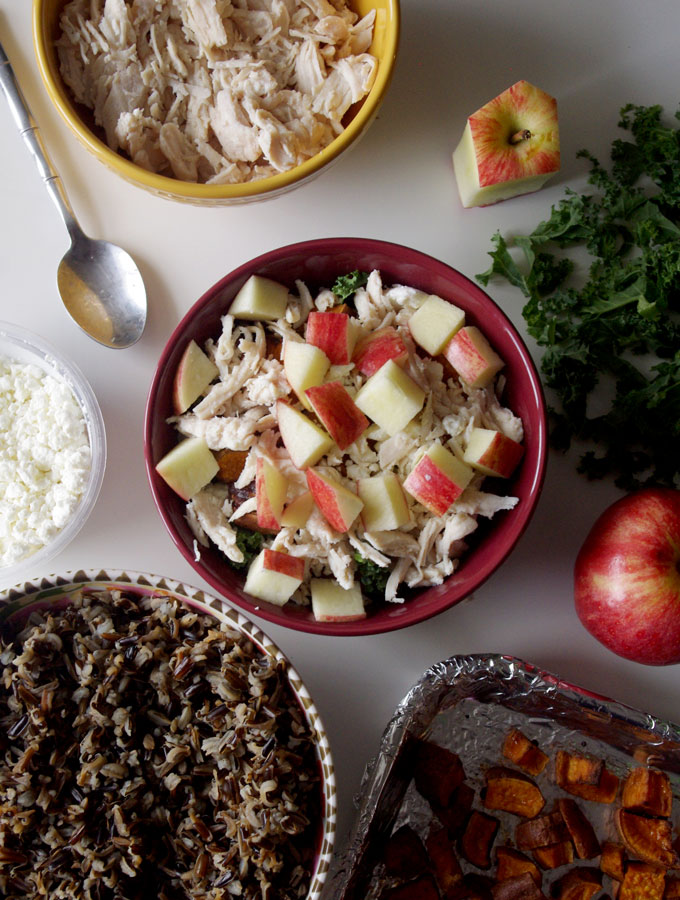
left=0, top=323, right=106, bottom=588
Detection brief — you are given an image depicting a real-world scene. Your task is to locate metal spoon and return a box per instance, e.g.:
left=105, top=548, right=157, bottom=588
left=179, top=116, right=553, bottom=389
left=0, top=40, right=147, bottom=349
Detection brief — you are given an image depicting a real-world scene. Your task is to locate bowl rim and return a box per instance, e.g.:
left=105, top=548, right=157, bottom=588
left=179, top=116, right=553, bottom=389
left=144, top=237, right=548, bottom=635
left=0, top=322, right=107, bottom=589
left=0, top=567, right=337, bottom=899
left=32, top=0, right=401, bottom=201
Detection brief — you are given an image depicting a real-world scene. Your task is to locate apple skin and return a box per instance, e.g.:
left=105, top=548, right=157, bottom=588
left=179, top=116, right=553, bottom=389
left=352, top=326, right=408, bottom=377
left=574, top=488, right=680, bottom=666
left=305, top=380, right=369, bottom=450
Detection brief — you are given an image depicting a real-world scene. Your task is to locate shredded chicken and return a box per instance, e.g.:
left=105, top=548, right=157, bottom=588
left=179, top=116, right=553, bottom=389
left=57, top=0, right=377, bottom=183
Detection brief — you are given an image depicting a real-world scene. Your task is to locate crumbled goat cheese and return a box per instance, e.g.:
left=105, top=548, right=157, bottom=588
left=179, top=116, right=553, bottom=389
left=0, top=360, right=91, bottom=566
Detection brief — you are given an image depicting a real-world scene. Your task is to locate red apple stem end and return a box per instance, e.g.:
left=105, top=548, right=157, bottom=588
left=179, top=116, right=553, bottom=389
left=509, top=129, right=532, bottom=145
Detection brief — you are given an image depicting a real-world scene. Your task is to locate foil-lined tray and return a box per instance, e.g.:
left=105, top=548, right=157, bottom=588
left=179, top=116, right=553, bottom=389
left=324, top=654, right=680, bottom=899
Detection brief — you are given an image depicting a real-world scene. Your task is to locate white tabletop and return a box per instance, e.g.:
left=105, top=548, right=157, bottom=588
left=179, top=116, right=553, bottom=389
left=1, top=0, right=679, bottom=851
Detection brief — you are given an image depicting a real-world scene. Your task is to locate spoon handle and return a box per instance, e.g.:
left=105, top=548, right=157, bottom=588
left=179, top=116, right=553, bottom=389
left=0, top=40, right=79, bottom=236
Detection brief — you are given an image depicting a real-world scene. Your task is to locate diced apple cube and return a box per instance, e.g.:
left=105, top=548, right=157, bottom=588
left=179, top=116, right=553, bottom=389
left=243, top=548, right=305, bottom=606
left=155, top=437, right=219, bottom=501
left=305, top=310, right=359, bottom=365
left=311, top=579, right=366, bottom=622
left=283, top=340, right=330, bottom=410
left=403, top=443, right=474, bottom=515
left=408, top=295, right=466, bottom=356
left=280, top=490, right=315, bottom=529
left=305, top=381, right=369, bottom=450
left=352, top=326, right=408, bottom=377
left=276, top=400, right=334, bottom=469
left=306, top=467, right=364, bottom=532
left=230, top=274, right=289, bottom=321
left=463, top=427, right=524, bottom=478
left=256, top=457, right=289, bottom=530
left=443, top=326, right=504, bottom=388
left=357, top=472, right=411, bottom=531
left=172, top=339, right=219, bottom=414
left=354, top=360, right=426, bottom=436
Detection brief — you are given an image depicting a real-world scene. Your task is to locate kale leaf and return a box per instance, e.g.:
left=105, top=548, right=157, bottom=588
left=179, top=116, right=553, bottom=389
left=332, top=270, right=369, bottom=301
left=477, top=102, right=680, bottom=490
left=231, top=527, right=264, bottom=570
left=354, top=553, right=390, bottom=601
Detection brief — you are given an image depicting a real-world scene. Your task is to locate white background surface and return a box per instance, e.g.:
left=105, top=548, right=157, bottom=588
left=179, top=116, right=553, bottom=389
left=1, top=0, right=680, bottom=854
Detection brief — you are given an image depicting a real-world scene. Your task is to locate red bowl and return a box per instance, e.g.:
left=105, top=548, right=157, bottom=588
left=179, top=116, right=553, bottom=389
left=144, top=238, right=547, bottom=635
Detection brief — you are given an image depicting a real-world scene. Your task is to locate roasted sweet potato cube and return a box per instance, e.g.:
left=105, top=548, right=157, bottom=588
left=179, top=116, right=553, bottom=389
left=515, top=811, right=568, bottom=851
left=426, top=825, right=463, bottom=898
left=433, top=782, right=475, bottom=837
left=552, top=867, right=602, bottom=900
left=555, top=751, right=619, bottom=803
left=618, top=862, right=666, bottom=900
left=461, top=811, right=499, bottom=869
left=556, top=798, right=601, bottom=859
left=622, top=768, right=673, bottom=818
left=555, top=751, right=604, bottom=785
left=616, top=810, right=678, bottom=869
left=600, top=841, right=626, bottom=882
left=502, top=729, right=549, bottom=776
left=532, top=841, right=574, bottom=870
left=382, top=873, right=440, bottom=900
left=413, top=740, right=465, bottom=809
left=665, top=875, right=680, bottom=898
left=495, top=846, right=542, bottom=887
left=491, top=872, right=545, bottom=900
left=214, top=448, right=249, bottom=483
left=483, top=767, right=545, bottom=818
left=383, top=824, right=429, bottom=880
left=265, top=334, right=283, bottom=360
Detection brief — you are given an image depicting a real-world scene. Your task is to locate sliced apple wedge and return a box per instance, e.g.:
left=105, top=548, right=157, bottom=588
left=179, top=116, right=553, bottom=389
left=155, top=437, right=219, bottom=501
left=173, top=339, right=219, bottom=414
left=283, top=340, right=330, bottom=410
left=306, top=467, right=364, bottom=532
left=280, top=490, right=315, bottom=529
left=255, top=457, right=289, bottom=530
left=229, top=274, right=289, bottom=321
left=276, top=400, right=335, bottom=469
left=352, top=326, right=408, bottom=377
left=305, top=310, right=359, bottom=365
left=443, top=326, right=504, bottom=388
left=463, top=427, right=524, bottom=478
left=243, top=548, right=305, bottom=606
left=354, top=359, right=426, bottom=436
left=403, top=443, right=474, bottom=516
left=311, top=579, right=366, bottom=622
left=358, top=472, right=411, bottom=531
left=408, top=296, right=466, bottom=357
left=305, top=381, right=369, bottom=450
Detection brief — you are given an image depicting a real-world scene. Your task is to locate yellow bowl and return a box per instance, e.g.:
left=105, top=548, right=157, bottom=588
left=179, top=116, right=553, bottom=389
left=33, top=0, right=400, bottom=205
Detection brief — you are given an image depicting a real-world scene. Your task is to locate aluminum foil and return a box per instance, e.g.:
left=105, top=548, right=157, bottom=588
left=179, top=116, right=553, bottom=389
left=323, top=654, right=680, bottom=900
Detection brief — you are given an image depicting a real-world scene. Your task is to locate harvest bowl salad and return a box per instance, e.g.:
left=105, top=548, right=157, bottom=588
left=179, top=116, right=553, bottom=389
left=153, top=266, right=528, bottom=624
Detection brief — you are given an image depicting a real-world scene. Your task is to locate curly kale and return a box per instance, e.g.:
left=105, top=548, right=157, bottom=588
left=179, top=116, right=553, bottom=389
left=354, top=553, right=390, bottom=601
left=332, top=270, right=369, bottom=301
left=231, top=527, right=264, bottom=570
left=477, top=102, right=680, bottom=490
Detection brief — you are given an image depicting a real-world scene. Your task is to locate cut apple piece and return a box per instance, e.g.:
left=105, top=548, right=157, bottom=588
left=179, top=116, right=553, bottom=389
left=283, top=340, right=330, bottom=410
left=310, top=579, right=366, bottom=622
left=452, top=80, right=560, bottom=208
left=155, top=437, right=219, bottom=501
left=280, top=490, right=315, bottom=529
left=243, top=548, right=305, bottom=606
left=305, top=310, right=359, bottom=365
left=357, top=472, right=411, bottom=531
left=408, top=296, right=466, bottom=357
left=443, top=325, right=504, bottom=388
left=306, top=467, right=364, bottom=532
left=352, top=326, right=408, bottom=377
left=403, top=443, right=474, bottom=516
left=354, top=359, right=426, bottom=436
left=463, top=427, right=524, bottom=478
left=229, top=274, right=289, bottom=321
left=304, top=381, right=369, bottom=450
left=276, top=400, right=334, bottom=469
left=255, top=457, right=288, bottom=531
left=172, top=339, right=219, bottom=414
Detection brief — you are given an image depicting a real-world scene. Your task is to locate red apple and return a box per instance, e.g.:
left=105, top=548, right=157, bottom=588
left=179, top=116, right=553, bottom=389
left=305, top=310, right=358, bottom=364
left=443, top=326, right=504, bottom=388
left=352, top=326, right=408, bottom=377
left=574, top=488, right=680, bottom=666
left=403, top=443, right=474, bottom=516
left=306, top=467, right=363, bottom=532
left=255, top=457, right=288, bottom=531
left=304, top=381, right=369, bottom=450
